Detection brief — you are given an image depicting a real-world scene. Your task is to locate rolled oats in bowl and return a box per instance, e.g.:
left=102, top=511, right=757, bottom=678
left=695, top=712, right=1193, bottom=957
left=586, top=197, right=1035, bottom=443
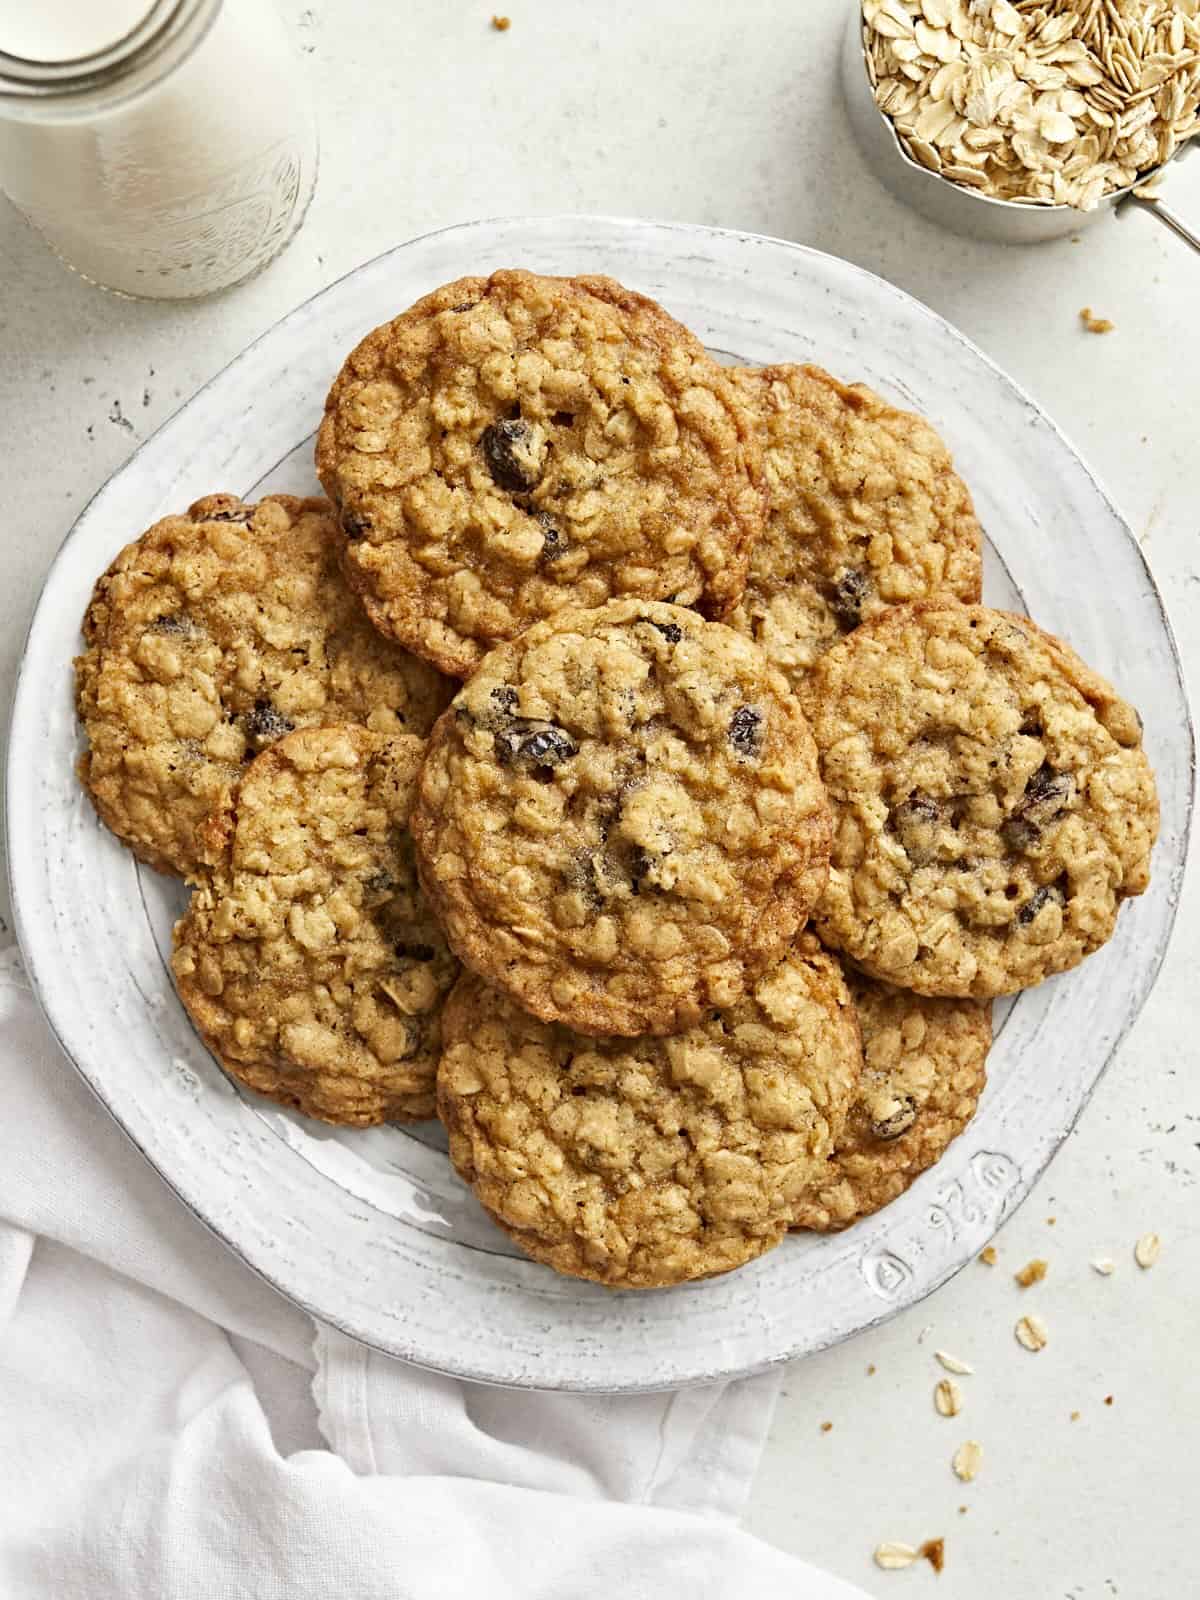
left=862, top=0, right=1200, bottom=210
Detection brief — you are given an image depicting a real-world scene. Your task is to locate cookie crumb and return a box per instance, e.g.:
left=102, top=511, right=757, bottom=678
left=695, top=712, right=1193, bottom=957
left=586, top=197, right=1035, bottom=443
left=1091, top=1257, right=1115, bottom=1276
left=920, top=1538, right=945, bottom=1574
left=867, top=1363, right=877, bottom=1376
left=978, top=1246, right=997, bottom=1265
left=1080, top=308, right=1114, bottom=335
left=874, top=1542, right=919, bottom=1571
left=935, top=1350, right=974, bottom=1375
left=490, top=14, right=511, bottom=28
left=958, top=1505, right=968, bottom=1515
left=1015, top=1314, right=1048, bottom=1352
left=1046, top=1216, right=1057, bottom=1226
left=1134, top=1232, right=1161, bottom=1269
left=935, top=1378, right=963, bottom=1417
left=1070, top=1410, right=1081, bottom=1421
left=1104, top=1394, right=1114, bottom=1406
left=953, top=1440, right=983, bottom=1482
left=1014, top=1258, right=1048, bottom=1288
left=820, top=1421, right=833, bottom=1433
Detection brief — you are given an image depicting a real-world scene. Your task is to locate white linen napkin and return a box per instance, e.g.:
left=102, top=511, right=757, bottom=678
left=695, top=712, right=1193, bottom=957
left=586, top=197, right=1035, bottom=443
left=0, top=947, right=870, bottom=1599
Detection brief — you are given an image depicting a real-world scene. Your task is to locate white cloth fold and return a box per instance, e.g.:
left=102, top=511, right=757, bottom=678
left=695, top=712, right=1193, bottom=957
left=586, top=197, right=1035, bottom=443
left=0, top=949, right=869, bottom=1599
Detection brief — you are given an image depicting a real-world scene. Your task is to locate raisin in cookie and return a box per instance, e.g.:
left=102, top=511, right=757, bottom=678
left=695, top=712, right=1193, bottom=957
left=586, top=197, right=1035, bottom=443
left=413, top=598, right=832, bottom=1037
left=726, top=365, right=982, bottom=692
left=75, top=494, right=452, bottom=877
left=316, top=269, right=765, bottom=677
left=438, top=939, right=862, bottom=1289
left=805, top=602, right=1158, bottom=997
left=792, top=973, right=990, bottom=1230
left=172, top=725, right=457, bottom=1125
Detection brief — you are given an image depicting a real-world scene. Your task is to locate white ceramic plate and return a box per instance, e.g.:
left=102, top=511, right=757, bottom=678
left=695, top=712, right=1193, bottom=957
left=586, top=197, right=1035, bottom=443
left=8, top=216, right=1192, bottom=1392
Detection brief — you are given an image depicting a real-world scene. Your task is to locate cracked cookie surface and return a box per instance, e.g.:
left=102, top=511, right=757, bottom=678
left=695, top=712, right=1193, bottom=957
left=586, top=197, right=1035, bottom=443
left=726, top=365, right=982, bottom=692
left=804, top=602, right=1158, bottom=997
left=792, top=972, right=990, bottom=1230
left=438, top=938, right=862, bottom=1288
left=316, top=269, right=765, bottom=677
left=172, top=725, right=457, bottom=1125
left=412, top=598, right=832, bottom=1036
left=75, top=494, right=452, bottom=877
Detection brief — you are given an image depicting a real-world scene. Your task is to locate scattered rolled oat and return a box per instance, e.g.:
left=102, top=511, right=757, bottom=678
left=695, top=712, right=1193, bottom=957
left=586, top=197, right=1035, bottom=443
left=1070, top=1409, right=1081, bottom=1421
left=820, top=1420, right=834, bottom=1433
left=1135, top=1232, right=1161, bottom=1268
left=920, top=1538, right=946, bottom=1573
left=953, top=1440, right=983, bottom=1482
left=1015, top=1257, right=1049, bottom=1287
left=935, top=1350, right=974, bottom=1375
left=868, top=1363, right=878, bottom=1375
left=862, top=0, right=1200, bottom=211
left=1091, top=1257, right=1115, bottom=1275
left=875, top=1542, right=920, bottom=1570
left=979, top=1245, right=998, bottom=1265
left=1104, top=1394, right=1114, bottom=1405
left=1080, top=307, right=1115, bottom=334
left=1015, top=1313, right=1049, bottom=1351
left=490, top=13, right=511, bottom=29
left=935, top=1378, right=963, bottom=1417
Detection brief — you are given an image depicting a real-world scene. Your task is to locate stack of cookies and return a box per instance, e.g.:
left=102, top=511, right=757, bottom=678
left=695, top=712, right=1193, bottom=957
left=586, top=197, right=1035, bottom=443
left=75, top=269, right=1159, bottom=1291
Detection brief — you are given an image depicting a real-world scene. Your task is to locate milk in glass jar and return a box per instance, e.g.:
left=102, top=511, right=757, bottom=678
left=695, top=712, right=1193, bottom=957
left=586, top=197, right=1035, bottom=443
left=0, top=0, right=318, bottom=298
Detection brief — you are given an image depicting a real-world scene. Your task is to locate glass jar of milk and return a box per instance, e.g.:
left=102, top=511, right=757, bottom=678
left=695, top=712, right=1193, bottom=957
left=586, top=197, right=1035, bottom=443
left=0, top=0, right=317, bottom=299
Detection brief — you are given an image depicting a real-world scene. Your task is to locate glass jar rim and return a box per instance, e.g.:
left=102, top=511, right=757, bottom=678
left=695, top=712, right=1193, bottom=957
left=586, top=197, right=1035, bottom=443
left=0, top=0, right=221, bottom=116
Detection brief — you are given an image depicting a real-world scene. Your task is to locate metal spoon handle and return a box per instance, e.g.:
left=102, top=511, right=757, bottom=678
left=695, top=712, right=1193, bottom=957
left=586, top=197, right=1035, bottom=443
left=1127, top=191, right=1200, bottom=257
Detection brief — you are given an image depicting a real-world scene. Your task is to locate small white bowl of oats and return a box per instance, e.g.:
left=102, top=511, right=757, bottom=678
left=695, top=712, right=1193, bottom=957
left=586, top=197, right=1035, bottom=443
left=844, top=0, right=1200, bottom=247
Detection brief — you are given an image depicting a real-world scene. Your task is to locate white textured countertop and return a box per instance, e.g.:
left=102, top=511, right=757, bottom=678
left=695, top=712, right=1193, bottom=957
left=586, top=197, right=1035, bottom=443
left=1, top=2, right=1196, bottom=1594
